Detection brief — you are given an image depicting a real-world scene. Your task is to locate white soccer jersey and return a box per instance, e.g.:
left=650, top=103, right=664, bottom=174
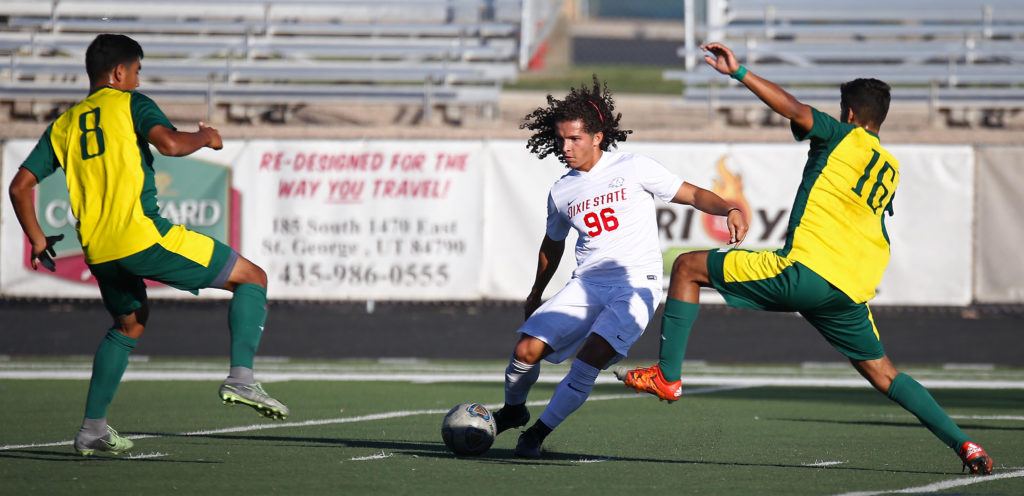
left=546, top=150, right=684, bottom=286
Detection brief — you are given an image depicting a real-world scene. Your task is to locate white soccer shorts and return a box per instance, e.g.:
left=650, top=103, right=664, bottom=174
left=518, top=278, right=663, bottom=367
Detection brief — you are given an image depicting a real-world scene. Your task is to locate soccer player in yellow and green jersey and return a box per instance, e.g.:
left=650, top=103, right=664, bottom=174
left=8, top=34, right=289, bottom=457
left=616, top=42, right=994, bottom=475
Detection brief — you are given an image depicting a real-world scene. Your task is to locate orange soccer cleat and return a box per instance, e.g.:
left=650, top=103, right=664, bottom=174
left=958, top=441, right=994, bottom=475
left=613, top=364, right=682, bottom=403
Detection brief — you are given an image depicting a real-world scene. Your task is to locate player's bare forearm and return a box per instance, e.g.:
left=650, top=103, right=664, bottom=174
left=690, top=187, right=735, bottom=216
left=739, top=72, right=813, bottom=131
left=694, top=187, right=748, bottom=244
left=702, top=42, right=813, bottom=131
left=672, top=182, right=731, bottom=214
left=675, top=183, right=749, bottom=245
left=527, top=236, right=564, bottom=299
left=9, top=168, right=47, bottom=250
left=148, top=122, right=223, bottom=157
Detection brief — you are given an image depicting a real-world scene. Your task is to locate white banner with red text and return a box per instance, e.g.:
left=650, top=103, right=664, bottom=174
left=1, top=140, right=973, bottom=304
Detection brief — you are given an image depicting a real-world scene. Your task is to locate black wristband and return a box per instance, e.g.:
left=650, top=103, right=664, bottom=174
left=726, top=207, right=740, bottom=216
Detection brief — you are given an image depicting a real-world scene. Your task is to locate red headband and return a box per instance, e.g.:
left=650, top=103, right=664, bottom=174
left=587, top=100, right=604, bottom=123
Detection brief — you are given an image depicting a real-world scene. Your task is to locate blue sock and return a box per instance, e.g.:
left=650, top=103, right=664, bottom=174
left=504, top=356, right=539, bottom=405
left=538, top=360, right=600, bottom=429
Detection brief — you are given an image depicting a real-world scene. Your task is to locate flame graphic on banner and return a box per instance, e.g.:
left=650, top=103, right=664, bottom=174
left=702, top=155, right=751, bottom=243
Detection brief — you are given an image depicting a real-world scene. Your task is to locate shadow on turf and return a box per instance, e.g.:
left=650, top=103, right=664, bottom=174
left=137, top=431, right=455, bottom=455
left=147, top=432, right=961, bottom=474
left=0, top=449, right=221, bottom=464
left=772, top=417, right=1024, bottom=432
left=464, top=447, right=966, bottom=475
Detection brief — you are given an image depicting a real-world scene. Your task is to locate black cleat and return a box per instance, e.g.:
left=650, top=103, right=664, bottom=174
left=513, top=425, right=545, bottom=459
left=494, top=404, right=530, bottom=435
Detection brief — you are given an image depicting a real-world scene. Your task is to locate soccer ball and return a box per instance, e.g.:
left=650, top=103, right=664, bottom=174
left=440, top=402, right=497, bottom=456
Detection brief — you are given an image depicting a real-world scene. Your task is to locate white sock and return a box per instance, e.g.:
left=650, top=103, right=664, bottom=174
left=538, top=360, right=600, bottom=429
left=79, top=417, right=108, bottom=438
left=504, top=356, right=539, bottom=405
left=227, top=366, right=255, bottom=384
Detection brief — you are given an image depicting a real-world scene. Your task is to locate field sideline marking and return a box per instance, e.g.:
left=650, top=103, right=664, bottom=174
left=950, top=414, right=1024, bottom=421
left=833, top=468, right=1024, bottom=496
left=350, top=452, right=393, bottom=461
left=804, top=461, right=845, bottom=467
left=0, top=385, right=746, bottom=452
left=127, top=452, right=170, bottom=459
left=4, top=369, right=1024, bottom=389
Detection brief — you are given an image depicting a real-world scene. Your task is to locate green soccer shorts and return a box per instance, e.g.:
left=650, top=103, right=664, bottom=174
left=706, top=248, right=885, bottom=361
left=88, top=225, right=238, bottom=318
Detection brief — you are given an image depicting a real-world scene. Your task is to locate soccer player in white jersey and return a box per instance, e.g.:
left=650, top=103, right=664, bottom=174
left=494, top=77, right=749, bottom=458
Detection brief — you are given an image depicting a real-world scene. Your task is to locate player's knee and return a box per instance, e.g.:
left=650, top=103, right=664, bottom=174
left=513, top=347, right=539, bottom=365
left=115, top=314, right=146, bottom=339
left=230, top=258, right=268, bottom=289
left=249, top=263, right=268, bottom=288
left=851, top=356, right=898, bottom=393
left=513, top=338, right=546, bottom=365
left=134, top=302, right=150, bottom=326
left=863, top=372, right=893, bottom=394
left=671, top=252, right=703, bottom=282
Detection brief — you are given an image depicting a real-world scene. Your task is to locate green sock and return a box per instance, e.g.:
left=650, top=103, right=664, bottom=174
left=84, top=329, right=137, bottom=419
left=657, top=298, right=699, bottom=383
left=229, top=283, right=267, bottom=369
left=887, top=373, right=970, bottom=449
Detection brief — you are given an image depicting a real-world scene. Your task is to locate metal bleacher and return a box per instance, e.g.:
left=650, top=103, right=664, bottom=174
left=0, top=0, right=554, bottom=124
left=669, top=0, right=1024, bottom=127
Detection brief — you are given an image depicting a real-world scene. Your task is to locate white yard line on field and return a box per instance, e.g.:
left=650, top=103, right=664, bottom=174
left=832, top=469, right=1024, bottom=496
left=0, top=385, right=747, bottom=452
left=950, top=414, right=1024, bottom=421
left=126, top=452, right=171, bottom=459
left=804, top=461, right=845, bottom=467
left=350, top=451, right=393, bottom=461
left=4, top=368, right=1024, bottom=389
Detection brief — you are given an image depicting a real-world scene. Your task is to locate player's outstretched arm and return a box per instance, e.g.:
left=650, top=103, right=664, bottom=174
left=702, top=42, right=813, bottom=132
left=672, top=182, right=748, bottom=247
left=148, top=121, right=223, bottom=157
left=524, top=235, right=565, bottom=319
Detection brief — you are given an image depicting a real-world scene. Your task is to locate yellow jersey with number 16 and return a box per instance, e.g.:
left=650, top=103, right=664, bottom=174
left=779, top=107, right=899, bottom=304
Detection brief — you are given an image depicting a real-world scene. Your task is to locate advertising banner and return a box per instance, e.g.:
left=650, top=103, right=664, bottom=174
left=484, top=141, right=974, bottom=305
left=975, top=146, right=1024, bottom=303
left=878, top=145, right=973, bottom=305
left=0, top=139, right=977, bottom=305
left=231, top=140, right=484, bottom=300
left=1, top=141, right=242, bottom=299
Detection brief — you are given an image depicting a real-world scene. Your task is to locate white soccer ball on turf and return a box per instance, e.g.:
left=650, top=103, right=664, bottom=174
left=440, top=402, right=497, bottom=456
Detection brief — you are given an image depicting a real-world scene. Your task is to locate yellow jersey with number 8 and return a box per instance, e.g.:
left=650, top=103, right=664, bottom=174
left=23, top=87, right=175, bottom=264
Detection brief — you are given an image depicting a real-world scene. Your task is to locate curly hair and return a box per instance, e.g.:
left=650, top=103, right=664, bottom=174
left=520, top=75, right=632, bottom=164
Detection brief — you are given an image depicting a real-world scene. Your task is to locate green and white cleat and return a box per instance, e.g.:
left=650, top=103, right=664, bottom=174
left=219, top=381, right=290, bottom=420
left=75, top=425, right=134, bottom=456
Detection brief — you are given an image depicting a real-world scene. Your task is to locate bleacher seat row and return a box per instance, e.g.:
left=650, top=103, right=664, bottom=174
left=0, top=0, right=547, bottom=124
left=672, top=0, right=1024, bottom=127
